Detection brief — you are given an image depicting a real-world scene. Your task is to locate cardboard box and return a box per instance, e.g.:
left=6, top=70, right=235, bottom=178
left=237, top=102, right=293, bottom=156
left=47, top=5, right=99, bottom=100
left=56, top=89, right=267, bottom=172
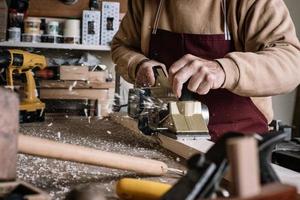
left=82, top=10, right=101, bottom=45
left=0, top=0, right=8, bottom=42
left=101, top=1, right=120, bottom=45
left=60, top=65, right=89, bottom=81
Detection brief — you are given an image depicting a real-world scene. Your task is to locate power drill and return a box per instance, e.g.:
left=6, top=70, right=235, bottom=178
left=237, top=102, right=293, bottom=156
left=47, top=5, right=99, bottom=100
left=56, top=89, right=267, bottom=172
left=0, top=49, right=48, bottom=123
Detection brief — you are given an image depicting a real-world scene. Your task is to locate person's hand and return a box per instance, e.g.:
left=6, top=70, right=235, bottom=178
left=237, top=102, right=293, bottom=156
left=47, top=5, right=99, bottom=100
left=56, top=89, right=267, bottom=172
left=135, top=59, right=166, bottom=87
left=169, top=54, right=225, bottom=98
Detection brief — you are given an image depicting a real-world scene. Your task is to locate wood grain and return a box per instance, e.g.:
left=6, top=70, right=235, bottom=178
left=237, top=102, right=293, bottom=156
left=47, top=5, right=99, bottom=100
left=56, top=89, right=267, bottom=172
left=227, top=137, right=261, bottom=198
left=18, top=134, right=169, bottom=176
left=28, top=0, right=128, bottom=18
left=0, top=88, right=19, bottom=181
left=40, top=80, right=115, bottom=89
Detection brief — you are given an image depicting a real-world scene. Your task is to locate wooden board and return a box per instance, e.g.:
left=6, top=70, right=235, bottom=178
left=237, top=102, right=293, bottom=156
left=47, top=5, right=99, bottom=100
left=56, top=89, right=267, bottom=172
left=40, top=88, right=109, bottom=100
left=110, top=113, right=213, bottom=158
left=28, top=0, right=128, bottom=18
left=60, top=66, right=89, bottom=81
left=40, top=80, right=115, bottom=89
left=0, top=88, right=18, bottom=181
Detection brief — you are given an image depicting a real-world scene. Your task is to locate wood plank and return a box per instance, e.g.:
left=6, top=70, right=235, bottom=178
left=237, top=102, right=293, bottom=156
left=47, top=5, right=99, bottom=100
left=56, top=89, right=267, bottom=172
left=40, top=80, right=115, bottom=89
left=0, top=89, right=18, bottom=181
left=40, top=88, right=109, bottom=100
left=110, top=112, right=213, bottom=158
left=60, top=66, right=89, bottom=81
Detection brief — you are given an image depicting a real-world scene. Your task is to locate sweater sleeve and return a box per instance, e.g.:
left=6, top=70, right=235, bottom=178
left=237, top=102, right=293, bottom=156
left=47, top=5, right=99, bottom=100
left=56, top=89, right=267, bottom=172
left=111, top=0, right=148, bottom=83
left=216, top=0, right=300, bottom=97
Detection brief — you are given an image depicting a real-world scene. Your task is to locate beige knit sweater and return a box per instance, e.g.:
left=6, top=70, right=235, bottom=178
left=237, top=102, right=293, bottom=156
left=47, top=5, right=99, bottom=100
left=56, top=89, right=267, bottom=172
left=111, top=0, right=300, bottom=122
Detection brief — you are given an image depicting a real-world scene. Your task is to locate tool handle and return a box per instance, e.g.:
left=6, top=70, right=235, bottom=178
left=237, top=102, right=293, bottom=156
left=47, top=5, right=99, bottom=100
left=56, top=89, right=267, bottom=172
left=18, top=134, right=168, bottom=176
left=152, top=66, right=196, bottom=101
left=116, top=178, right=171, bottom=200
left=179, top=82, right=197, bottom=101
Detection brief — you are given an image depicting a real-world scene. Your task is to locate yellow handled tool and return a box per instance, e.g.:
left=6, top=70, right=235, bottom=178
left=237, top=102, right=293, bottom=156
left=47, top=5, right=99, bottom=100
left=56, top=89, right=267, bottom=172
left=116, top=178, right=172, bottom=200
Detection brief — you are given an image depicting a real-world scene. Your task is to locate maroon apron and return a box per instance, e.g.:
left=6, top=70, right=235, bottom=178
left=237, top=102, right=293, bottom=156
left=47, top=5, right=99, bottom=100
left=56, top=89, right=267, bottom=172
left=148, top=4, right=268, bottom=142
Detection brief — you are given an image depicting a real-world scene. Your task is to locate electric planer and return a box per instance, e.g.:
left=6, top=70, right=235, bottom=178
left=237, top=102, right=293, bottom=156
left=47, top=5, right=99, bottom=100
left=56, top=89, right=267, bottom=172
left=128, top=66, right=210, bottom=142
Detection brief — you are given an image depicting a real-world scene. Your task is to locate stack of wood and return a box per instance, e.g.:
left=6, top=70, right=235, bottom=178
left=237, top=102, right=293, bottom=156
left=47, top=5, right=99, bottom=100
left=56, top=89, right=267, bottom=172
left=40, top=65, right=115, bottom=117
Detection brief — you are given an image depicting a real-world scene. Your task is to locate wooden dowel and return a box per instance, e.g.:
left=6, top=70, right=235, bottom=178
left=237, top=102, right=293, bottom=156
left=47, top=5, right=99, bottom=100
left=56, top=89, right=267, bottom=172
left=18, top=134, right=168, bottom=176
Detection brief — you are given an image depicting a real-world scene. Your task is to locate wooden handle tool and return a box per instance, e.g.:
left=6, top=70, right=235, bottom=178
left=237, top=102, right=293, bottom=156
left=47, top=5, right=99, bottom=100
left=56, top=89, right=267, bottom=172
left=18, top=134, right=177, bottom=176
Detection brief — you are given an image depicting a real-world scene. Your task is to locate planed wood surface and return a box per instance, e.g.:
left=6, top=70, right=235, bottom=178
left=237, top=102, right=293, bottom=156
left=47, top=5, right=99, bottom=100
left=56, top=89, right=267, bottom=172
left=0, top=88, right=19, bottom=181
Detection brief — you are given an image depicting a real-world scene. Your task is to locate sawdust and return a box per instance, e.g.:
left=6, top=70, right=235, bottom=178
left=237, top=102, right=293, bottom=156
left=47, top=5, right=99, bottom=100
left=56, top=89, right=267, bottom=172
left=18, top=116, right=184, bottom=200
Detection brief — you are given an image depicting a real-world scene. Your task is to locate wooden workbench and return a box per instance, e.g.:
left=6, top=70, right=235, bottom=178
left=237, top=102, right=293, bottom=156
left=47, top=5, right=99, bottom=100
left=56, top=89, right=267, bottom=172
left=18, top=116, right=184, bottom=200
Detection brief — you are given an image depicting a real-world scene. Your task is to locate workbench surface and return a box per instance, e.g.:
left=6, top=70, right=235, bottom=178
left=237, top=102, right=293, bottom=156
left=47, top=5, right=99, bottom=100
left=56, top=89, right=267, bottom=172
left=18, top=116, right=184, bottom=200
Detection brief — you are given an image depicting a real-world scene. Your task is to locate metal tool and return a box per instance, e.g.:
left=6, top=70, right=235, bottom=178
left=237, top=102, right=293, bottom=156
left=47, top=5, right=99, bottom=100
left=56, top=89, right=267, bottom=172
left=0, top=49, right=48, bottom=122
left=115, top=131, right=289, bottom=200
left=128, top=66, right=210, bottom=142
left=161, top=131, right=288, bottom=200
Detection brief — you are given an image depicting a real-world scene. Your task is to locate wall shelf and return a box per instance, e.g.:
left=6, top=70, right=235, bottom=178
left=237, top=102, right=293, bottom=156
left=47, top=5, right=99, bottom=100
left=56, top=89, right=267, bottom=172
left=0, top=41, right=111, bottom=51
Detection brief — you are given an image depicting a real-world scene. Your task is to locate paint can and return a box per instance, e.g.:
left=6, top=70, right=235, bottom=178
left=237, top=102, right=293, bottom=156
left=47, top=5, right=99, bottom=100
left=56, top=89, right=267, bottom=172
left=64, top=36, right=80, bottom=44
left=22, top=33, right=41, bottom=43
left=41, top=34, right=63, bottom=43
left=8, top=27, right=21, bottom=42
left=24, top=17, right=41, bottom=34
left=63, top=19, right=80, bottom=41
left=46, top=21, right=60, bottom=36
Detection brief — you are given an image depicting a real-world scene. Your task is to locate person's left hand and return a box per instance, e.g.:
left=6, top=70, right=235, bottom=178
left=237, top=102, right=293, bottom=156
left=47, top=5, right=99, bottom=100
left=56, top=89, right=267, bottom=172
left=169, top=54, right=225, bottom=98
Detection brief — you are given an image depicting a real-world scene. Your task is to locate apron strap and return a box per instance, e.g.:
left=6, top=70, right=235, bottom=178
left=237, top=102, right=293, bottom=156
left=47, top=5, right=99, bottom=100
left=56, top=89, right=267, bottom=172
left=152, top=0, right=165, bottom=34
left=221, top=0, right=231, bottom=41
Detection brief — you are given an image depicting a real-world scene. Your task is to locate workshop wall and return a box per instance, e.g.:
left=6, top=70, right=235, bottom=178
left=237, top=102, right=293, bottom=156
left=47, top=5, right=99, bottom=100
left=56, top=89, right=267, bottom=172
left=272, top=0, right=300, bottom=125
left=27, top=0, right=127, bottom=18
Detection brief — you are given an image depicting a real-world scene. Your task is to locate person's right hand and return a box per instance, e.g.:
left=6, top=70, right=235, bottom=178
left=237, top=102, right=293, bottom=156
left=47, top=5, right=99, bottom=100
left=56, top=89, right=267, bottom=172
left=135, top=59, right=166, bottom=87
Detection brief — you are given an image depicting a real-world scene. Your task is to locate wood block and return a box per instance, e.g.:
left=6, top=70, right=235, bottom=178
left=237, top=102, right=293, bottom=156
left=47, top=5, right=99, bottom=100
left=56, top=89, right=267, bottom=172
left=40, top=89, right=108, bottom=101
left=228, top=184, right=298, bottom=200
left=227, top=137, right=261, bottom=198
left=88, top=71, right=106, bottom=83
left=60, top=66, right=89, bottom=81
left=0, top=88, right=19, bottom=181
